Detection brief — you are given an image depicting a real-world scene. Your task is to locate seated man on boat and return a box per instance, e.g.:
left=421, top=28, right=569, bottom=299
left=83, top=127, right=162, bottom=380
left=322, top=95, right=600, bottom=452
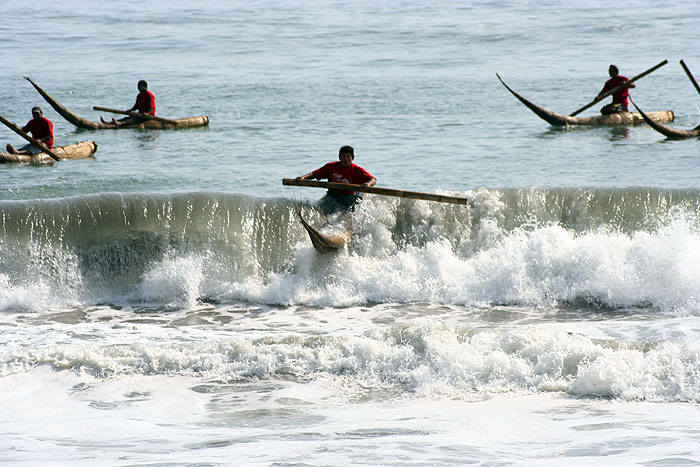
left=5, top=106, right=53, bottom=155
left=296, top=145, right=377, bottom=215
left=597, top=64, right=635, bottom=114
left=102, top=80, right=155, bottom=127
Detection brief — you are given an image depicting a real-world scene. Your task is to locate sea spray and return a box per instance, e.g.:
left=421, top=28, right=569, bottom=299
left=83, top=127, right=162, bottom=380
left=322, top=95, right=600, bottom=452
left=1, top=189, right=699, bottom=312
left=2, top=321, right=700, bottom=402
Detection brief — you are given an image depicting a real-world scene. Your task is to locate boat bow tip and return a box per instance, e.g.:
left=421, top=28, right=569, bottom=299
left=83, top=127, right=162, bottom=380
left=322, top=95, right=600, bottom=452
left=630, top=97, right=698, bottom=139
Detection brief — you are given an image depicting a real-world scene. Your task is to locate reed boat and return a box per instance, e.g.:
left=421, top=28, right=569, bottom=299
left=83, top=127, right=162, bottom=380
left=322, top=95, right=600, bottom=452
left=296, top=207, right=348, bottom=254
left=0, top=141, right=97, bottom=164
left=497, top=75, right=674, bottom=127
left=25, top=78, right=209, bottom=130
left=630, top=98, right=700, bottom=139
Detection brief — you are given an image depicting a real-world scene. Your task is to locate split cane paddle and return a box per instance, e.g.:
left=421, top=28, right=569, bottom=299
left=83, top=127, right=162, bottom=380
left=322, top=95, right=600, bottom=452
left=680, top=60, right=700, bottom=98
left=92, top=106, right=179, bottom=126
left=283, top=178, right=469, bottom=205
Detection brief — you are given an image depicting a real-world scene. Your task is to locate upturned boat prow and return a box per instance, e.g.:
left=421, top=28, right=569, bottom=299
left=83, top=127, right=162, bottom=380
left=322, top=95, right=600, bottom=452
left=296, top=207, right=348, bottom=254
left=630, top=98, right=700, bottom=139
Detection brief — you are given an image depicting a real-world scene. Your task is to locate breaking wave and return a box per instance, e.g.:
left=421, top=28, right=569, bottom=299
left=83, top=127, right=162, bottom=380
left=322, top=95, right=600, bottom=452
left=1, top=188, right=699, bottom=312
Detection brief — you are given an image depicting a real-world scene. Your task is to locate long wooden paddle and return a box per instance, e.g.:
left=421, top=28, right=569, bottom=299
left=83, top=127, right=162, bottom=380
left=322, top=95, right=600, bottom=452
left=282, top=178, right=469, bottom=205
left=0, top=113, right=60, bottom=161
left=92, top=106, right=179, bottom=126
left=569, top=60, right=668, bottom=116
left=680, top=60, right=700, bottom=98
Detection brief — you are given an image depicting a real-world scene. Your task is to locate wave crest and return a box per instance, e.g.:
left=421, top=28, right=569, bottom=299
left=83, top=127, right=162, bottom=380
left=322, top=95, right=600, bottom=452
left=1, top=189, right=699, bottom=311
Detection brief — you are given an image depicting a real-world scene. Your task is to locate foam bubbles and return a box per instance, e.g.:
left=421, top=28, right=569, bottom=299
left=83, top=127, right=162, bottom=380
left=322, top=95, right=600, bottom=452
left=139, top=254, right=205, bottom=308
left=1, top=190, right=699, bottom=313
left=3, top=321, right=699, bottom=402
left=221, top=212, right=700, bottom=313
left=0, top=273, right=74, bottom=313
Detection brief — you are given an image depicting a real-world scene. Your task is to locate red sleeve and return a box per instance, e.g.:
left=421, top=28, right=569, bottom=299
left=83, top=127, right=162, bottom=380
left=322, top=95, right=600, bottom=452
left=147, top=91, right=155, bottom=114
left=312, top=163, right=332, bottom=180
left=351, top=165, right=374, bottom=184
left=45, top=119, right=54, bottom=148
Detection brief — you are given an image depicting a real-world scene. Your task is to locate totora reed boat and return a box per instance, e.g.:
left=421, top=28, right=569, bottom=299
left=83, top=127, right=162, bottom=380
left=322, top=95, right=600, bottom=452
left=1, top=141, right=97, bottom=164
left=497, top=74, right=674, bottom=127
left=25, top=77, right=209, bottom=130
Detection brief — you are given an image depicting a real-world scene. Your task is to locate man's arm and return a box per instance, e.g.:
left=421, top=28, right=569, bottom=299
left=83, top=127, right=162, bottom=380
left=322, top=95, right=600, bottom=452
left=40, top=120, right=54, bottom=143
left=597, top=84, right=608, bottom=98
left=297, top=172, right=315, bottom=181
left=127, top=97, right=139, bottom=112
left=362, top=177, right=376, bottom=187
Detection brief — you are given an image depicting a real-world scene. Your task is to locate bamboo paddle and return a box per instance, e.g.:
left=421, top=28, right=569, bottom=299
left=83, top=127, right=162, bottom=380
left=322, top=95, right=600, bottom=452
left=569, top=60, right=668, bottom=117
left=282, top=178, right=469, bottom=205
left=0, top=113, right=60, bottom=161
left=92, top=106, right=179, bottom=125
left=680, top=60, right=700, bottom=98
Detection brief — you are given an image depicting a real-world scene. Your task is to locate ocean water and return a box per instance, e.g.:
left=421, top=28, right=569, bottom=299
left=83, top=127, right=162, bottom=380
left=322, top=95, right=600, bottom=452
left=2, top=0, right=700, bottom=465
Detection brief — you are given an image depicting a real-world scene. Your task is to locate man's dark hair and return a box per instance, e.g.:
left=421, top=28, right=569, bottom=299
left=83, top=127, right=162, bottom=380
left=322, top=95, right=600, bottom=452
left=609, top=65, right=619, bottom=74
left=338, top=145, right=354, bottom=157
left=138, top=80, right=148, bottom=88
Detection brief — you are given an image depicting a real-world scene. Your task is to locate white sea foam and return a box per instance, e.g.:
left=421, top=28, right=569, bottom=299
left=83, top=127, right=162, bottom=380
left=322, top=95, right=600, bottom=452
left=138, top=253, right=206, bottom=309
left=2, top=320, right=699, bottom=402
left=0, top=274, right=47, bottom=312
left=211, top=211, right=700, bottom=313
left=2, top=208, right=699, bottom=314
left=3, top=366, right=700, bottom=465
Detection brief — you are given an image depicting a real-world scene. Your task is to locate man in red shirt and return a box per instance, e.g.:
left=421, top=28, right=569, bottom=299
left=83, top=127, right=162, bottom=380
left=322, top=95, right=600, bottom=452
left=297, top=146, right=377, bottom=214
left=104, top=80, right=156, bottom=127
left=597, top=65, right=635, bottom=114
left=5, top=106, right=54, bottom=155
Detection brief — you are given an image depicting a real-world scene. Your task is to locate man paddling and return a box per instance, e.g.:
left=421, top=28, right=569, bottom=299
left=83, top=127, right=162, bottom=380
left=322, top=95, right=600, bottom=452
left=296, top=145, right=377, bottom=214
left=102, top=80, right=155, bottom=127
left=597, top=65, right=635, bottom=114
left=5, top=106, right=53, bottom=155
